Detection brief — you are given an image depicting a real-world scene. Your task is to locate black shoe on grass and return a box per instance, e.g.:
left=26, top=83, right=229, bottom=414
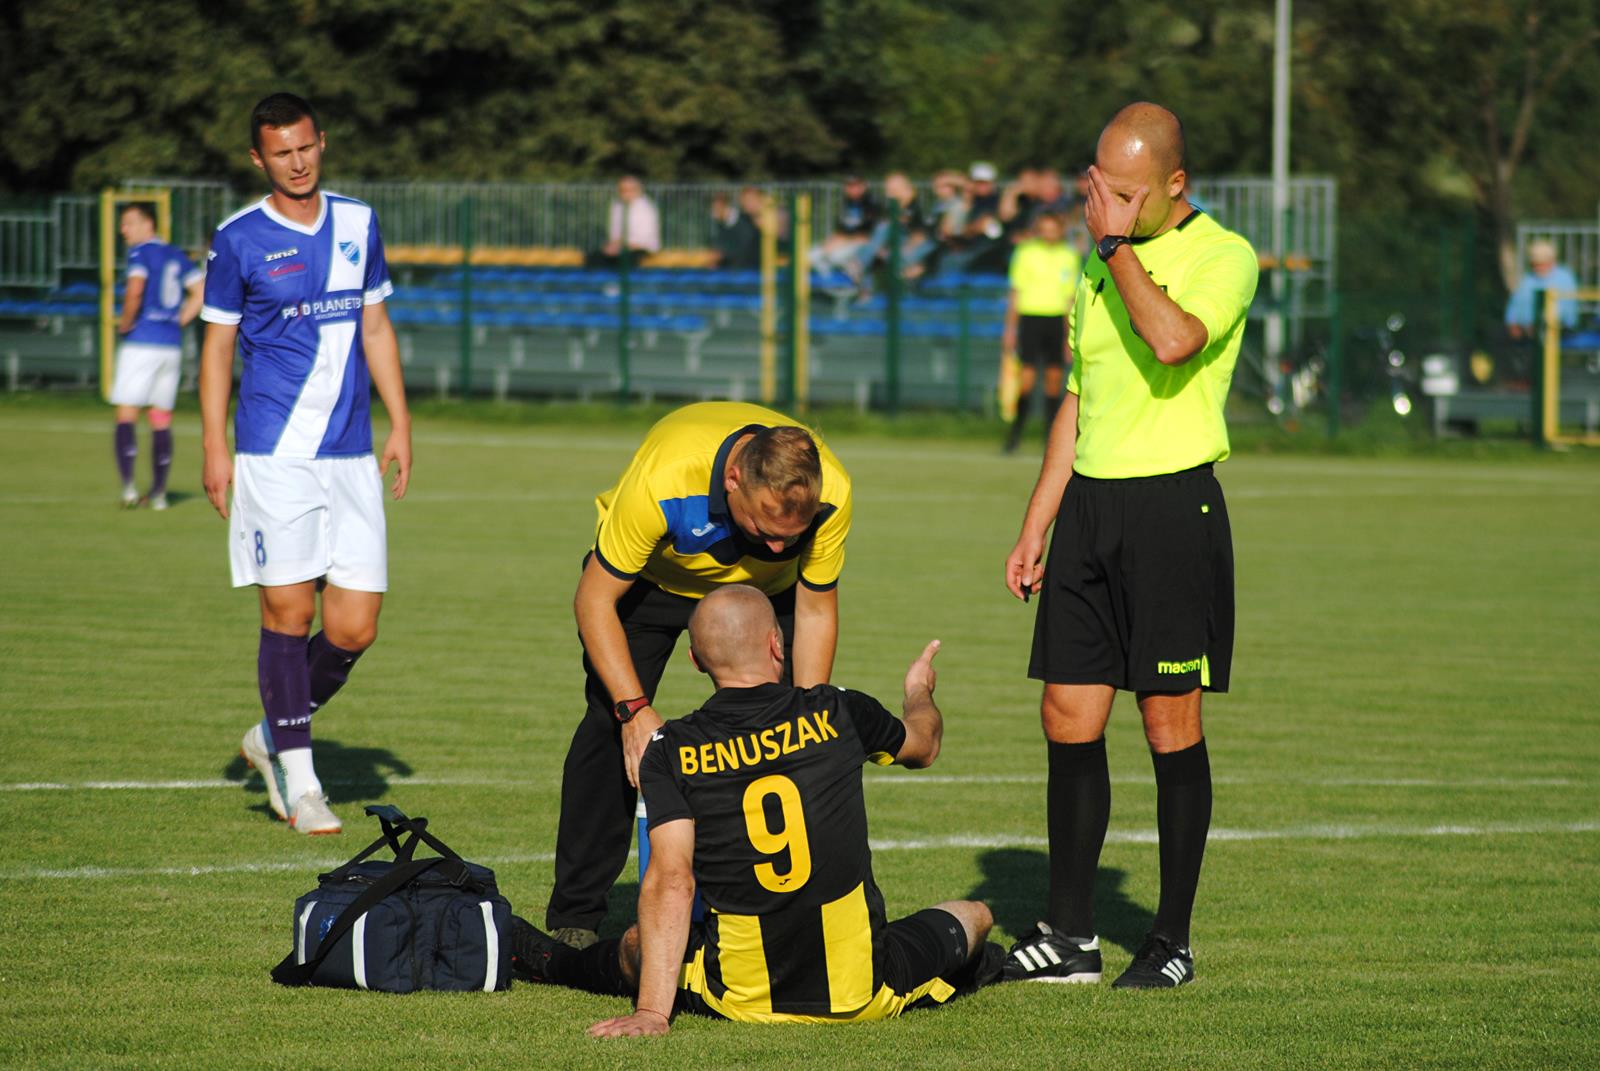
left=1002, top=922, right=1103, bottom=983
left=509, top=915, right=563, bottom=983
left=1111, top=932, right=1194, bottom=989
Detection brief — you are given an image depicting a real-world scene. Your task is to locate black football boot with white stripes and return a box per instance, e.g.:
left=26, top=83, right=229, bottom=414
left=1002, top=922, right=1103, bottom=983
left=1111, top=932, right=1194, bottom=988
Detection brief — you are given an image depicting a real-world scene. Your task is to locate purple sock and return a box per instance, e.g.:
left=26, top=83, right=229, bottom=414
left=258, top=629, right=312, bottom=752
left=307, top=631, right=363, bottom=713
left=151, top=428, right=173, bottom=496
left=114, top=422, right=136, bottom=485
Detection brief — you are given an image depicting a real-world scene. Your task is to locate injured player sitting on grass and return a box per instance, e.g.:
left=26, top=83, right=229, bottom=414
left=510, top=584, right=1008, bottom=1033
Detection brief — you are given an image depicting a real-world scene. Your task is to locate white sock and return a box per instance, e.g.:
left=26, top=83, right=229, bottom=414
left=277, top=747, right=321, bottom=807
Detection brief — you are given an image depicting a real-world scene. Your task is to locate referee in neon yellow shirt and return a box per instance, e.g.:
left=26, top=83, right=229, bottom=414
left=1001, top=103, right=1259, bottom=989
left=1003, top=212, right=1081, bottom=453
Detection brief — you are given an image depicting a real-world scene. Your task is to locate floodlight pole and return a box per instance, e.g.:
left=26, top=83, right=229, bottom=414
left=1267, top=0, right=1291, bottom=410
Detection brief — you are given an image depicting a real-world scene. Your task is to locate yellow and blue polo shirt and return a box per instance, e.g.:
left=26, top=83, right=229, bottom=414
left=1067, top=210, right=1258, bottom=478
left=593, top=402, right=852, bottom=599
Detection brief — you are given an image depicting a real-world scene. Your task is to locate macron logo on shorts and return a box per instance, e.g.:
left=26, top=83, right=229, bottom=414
left=1157, top=657, right=1204, bottom=675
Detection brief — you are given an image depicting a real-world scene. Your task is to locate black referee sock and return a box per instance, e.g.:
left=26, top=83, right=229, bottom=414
left=1006, top=395, right=1032, bottom=451
left=1043, top=393, right=1062, bottom=436
left=544, top=938, right=629, bottom=996
left=1046, top=737, right=1111, bottom=939
left=1151, top=738, right=1212, bottom=947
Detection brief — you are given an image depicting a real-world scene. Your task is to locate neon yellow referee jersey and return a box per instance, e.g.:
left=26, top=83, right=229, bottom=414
left=1067, top=210, right=1258, bottom=478
left=1009, top=239, right=1082, bottom=316
left=593, top=402, right=852, bottom=598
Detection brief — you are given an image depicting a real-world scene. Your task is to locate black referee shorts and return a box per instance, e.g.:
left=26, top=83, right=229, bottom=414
left=1017, top=314, right=1066, bottom=369
left=1029, top=464, right=1234, bottom=693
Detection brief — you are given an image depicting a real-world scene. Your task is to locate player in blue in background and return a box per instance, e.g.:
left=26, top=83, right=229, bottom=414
left=110, top=202, right=203, bottom=509
left=199, top=93, right=412, bottom=836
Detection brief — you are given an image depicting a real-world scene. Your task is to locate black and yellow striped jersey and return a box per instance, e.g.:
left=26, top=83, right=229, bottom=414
left=638, top=682, right=907, bottom=1018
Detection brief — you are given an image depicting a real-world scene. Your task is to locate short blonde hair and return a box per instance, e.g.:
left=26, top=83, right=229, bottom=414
left=1528, top=239, right=1557, bottom=267
left=737, top=427, right=822, bottom=517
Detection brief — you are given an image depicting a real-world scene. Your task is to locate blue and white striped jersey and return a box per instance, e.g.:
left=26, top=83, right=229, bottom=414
left=200, top=193, right=393, bottom=458
left=125, top=240, right=202, bottom=347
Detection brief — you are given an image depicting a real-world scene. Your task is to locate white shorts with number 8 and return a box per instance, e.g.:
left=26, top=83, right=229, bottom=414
left=228, top=454, right=388, bottom=592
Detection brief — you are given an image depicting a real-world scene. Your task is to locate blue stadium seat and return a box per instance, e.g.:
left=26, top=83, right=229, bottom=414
left=919, top=274, right=1011, bottom=295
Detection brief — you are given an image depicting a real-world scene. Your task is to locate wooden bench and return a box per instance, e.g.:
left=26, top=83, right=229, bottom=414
left=385, top=245, right=585, bottom=267
left=385, top=246, right=723, bottom=269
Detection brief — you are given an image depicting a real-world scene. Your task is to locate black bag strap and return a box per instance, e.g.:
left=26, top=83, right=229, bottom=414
left=271, top=854, right=463, bottom=986
left=364, top=805, right=465, bottom=864
left=324, top=809, right=465, bottom=881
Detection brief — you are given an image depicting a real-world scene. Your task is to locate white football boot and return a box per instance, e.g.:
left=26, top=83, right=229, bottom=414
left=239, top=722, right=288, bottom=821
left=289, top=790, right=342, bottom=836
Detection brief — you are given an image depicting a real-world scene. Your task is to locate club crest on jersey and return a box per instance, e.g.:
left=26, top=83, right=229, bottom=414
left=338, top=240, right=361, bottom=265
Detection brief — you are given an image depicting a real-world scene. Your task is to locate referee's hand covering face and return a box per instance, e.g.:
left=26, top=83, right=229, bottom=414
left=1086, top=102, right=1187, bottom=241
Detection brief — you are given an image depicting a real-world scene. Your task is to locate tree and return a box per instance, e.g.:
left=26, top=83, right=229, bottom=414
left=0, top=0, right=843, bottom=191
left=1302, top=0, right=1600, bottom=290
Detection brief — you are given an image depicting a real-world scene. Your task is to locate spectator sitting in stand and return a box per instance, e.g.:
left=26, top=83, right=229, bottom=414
left=848, top=172, right=937, bottom=294
left=710, top=189, right=762, bottom=271
left=940, top=162, right=1005, bottom=278
left=1505, top=239, right=1578, bottom=341
left=814, top=175, right=881, bottom=279
left=1000, top=167, right=1042, bottom=237
left=929, top=171, right=969, bottom=245
left=588, top=175, right=661, bottom=269
left=1025, top=169, right=1074, bottom=227
left=917, top=170, right=969, bottom=281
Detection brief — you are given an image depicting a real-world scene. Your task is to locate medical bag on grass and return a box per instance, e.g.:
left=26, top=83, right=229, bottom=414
left=271, top=804, right=512, bottom=993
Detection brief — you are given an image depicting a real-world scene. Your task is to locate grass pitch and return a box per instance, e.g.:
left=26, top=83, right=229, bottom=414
left=0, top=395, right=1596, bottom=1070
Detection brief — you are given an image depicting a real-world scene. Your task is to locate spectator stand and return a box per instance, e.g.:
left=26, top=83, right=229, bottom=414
left=1, top=175, right=1338, bottom=415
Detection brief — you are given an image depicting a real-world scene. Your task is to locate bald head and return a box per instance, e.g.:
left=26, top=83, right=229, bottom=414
left=1098, top=102, right=1186, bottom=178
left=1093, top=102, right=1190, bottom=238
left=689, top=585, right=782, bottom=685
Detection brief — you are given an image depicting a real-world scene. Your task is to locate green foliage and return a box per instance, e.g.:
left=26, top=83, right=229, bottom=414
left=4, top=0, right=1596, bottom=206
left=0, top=0, right=842, bottom=188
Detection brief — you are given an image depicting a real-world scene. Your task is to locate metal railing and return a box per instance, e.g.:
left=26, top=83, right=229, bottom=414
left=1516, top=220, right=1600, bottom=287
left=0, top=212, right=55, bottom=287
left=6, top=173, right=1338, bottom=288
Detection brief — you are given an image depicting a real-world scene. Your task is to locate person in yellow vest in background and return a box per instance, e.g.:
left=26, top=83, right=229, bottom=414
left=1002, top=212, right=1081, bottom=453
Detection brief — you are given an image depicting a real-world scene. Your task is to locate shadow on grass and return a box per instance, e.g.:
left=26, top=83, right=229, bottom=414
left=969, top=848, right=1153, bottom=955
left=222, top=737, right=415, bottom=809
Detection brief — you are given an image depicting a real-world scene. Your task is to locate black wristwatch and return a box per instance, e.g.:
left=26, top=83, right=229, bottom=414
left=614, top=696, right=651, bottom=723
left=1097, top=234, right=1132, bottom=261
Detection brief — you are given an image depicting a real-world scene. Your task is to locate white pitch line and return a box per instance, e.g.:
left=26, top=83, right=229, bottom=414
left=5, top=852, right=558, bottom=882
left=0, top=773, right=1582, bottom=792
left=868, top=819, right=1600, bottom=851
left=860, top=774, right=1584, bottom=788
left=0, top=775, right=548, bottom=792
left=5, top=820, right=1596, bottom=882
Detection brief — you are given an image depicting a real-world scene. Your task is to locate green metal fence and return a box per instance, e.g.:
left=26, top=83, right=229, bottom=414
left=1, top=172, right=1360, bottom=427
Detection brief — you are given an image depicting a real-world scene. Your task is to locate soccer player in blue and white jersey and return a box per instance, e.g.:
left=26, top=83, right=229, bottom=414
left=199, top=93, right=413, bottom=836
left=110, top=203, right=203, bottom=509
